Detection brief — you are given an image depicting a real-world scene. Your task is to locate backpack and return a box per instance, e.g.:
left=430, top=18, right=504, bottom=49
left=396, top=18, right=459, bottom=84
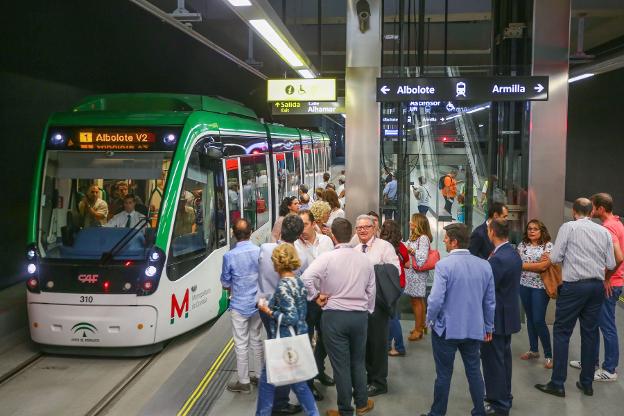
left=438, top=175, right=448, bottom=190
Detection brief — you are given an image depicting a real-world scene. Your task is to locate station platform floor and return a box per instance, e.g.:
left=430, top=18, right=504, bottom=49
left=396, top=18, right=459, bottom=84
left=135, top=305, right=624, bottom=416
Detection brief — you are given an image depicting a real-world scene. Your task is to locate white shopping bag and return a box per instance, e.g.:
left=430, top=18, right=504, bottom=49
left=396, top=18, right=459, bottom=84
left=264, top=314, right=318, bottom=386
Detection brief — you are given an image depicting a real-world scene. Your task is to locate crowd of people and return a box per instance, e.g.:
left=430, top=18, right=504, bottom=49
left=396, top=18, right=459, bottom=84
left=220, top=175, right=624, bottom=416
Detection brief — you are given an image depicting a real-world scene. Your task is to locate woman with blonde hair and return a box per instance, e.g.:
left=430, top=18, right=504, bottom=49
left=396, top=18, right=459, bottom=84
left=256, top=243, right=319, bottom=416
left=309, top=200, right=332, bottom=238
left=404, top=213, right=432, bottom=341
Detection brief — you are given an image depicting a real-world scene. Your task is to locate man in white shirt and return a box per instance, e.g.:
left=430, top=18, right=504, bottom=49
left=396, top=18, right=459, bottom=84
left=353, top=214, right=400, bottom=398
left=296, top=209, right=335, bottom=389
left=105, top=195, right=146, bottom=228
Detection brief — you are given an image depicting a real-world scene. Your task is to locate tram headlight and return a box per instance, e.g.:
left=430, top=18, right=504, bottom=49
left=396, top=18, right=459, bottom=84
left=50, top=133, right=66, bottom=146
left=163, top=133, right=177, bottom=146
left=25, top=244, right=41, bottom=293
left=150, top=251, right=160, bottom=262
left=145, top=266, right=157, bottom=277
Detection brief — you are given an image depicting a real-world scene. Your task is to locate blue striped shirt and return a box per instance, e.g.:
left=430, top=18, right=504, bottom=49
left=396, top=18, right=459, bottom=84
left=550, top=217, right=616, bottom=282
left=220, top=241, right=261, bottom=317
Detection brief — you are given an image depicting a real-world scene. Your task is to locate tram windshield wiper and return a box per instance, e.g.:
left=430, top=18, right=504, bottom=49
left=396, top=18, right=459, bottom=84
left=100, top=217, right=149, bottom=265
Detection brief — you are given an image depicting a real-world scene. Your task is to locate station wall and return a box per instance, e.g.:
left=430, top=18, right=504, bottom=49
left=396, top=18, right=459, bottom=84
left=566, top=67, right=624, bottom=209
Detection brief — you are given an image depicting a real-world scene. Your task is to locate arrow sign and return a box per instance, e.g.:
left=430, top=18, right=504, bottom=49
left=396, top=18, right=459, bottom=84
left=534, top=83, right=544, bottom=93
left=380, top=85, right=390, bottom=95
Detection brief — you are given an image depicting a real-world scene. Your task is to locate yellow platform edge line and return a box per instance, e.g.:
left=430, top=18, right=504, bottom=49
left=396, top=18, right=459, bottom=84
left=177, top=338, right=235, bottom=416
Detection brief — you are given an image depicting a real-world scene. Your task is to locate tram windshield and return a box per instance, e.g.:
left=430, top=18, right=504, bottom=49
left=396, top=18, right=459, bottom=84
left=38, top=150, right=173, bottom=260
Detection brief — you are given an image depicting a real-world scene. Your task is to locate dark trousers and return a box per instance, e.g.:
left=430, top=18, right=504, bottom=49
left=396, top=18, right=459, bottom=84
left=366, top=305, right=390, bottom=390
left=551, top=279, right=604, bottom=389
left=418, top=205, right=430, bottom=215
left=519, top=285, right=552, bottom=358
left=443, top=197, right=454, bottom=214
left=306, top=301, right=328, bottom=374
left=260, top=312, right=291, bottom=409
left=481, top=334, right=513, bottom=412
left=430, top=331, right=485, bottom=416
left=322, top=310, right=368, bottom=416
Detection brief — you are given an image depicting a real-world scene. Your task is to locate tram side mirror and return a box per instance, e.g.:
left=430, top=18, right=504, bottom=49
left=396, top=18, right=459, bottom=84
left=356, top=0, right=371, bottom=33
left=206, top=146, right=223, bottom=159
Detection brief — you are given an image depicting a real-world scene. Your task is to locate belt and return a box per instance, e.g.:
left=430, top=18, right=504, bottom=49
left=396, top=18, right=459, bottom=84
left=563, top=278, right=603, bottom=284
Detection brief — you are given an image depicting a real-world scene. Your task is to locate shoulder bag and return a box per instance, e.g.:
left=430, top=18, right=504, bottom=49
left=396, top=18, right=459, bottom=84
left=411, top=238, right=440, bottom=272
left=264, top=314, right=318, bottom=386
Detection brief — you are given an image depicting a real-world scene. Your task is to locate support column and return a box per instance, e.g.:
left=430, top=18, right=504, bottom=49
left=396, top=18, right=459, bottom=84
left=528, top=0, right=570, bottom=236
left=344, top=0, right=382, bottom=223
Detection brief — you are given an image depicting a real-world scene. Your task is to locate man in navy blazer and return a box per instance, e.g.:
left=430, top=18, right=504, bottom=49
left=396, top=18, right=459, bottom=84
left=469, top=202, right=509, bottom=259
left=481, top=219, right=522, bottom=415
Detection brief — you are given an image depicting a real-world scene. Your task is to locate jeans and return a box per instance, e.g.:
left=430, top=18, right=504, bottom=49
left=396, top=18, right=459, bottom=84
left=443, top=197, right=454, bottom=214
left=595, top=286, right=622, bottom=373
left=418, top=205, right=430, bottom=215
left=551, top=280, right=604, bottom=389
left=519, top=285, right=552, bottom=358
left=255, top=367, right=319, bottom=416
left=388, top=293, right=405, bottom=354
left=429, top=331, right=485, bottom=416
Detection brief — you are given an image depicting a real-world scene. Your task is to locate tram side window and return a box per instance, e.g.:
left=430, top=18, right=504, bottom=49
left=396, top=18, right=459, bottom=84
left=293, top=151, right=301, bottom=188
left=168, top=149, right=226, bottom=280
left=226, top=159, right=241, bottom=226
left=304, top=150, right=313, bottom=188
left=241, top=154, right=269, bottom=231
left=286, top=152, right=297, bottom=196
left=276, top=154, right=287, bottom=204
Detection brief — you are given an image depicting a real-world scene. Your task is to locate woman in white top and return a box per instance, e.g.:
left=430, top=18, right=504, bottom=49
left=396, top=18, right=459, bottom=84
left=323, top=189, right=345, bottom=227
left=517, top=219, right=553, bottom=369
left=404, top=213, right=432, bottom=341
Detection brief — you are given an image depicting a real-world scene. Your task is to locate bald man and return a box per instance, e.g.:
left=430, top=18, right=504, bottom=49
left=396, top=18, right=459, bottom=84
left=79, top=185, right=108, bottom=227
left=535, top=198, right=616, bottom=398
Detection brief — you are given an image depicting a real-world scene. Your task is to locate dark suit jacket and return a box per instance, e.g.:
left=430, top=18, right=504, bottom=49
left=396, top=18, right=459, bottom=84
left=373, top=264, right=402, bottom=316
left=488, top=243, right=522, bottom=335
left=469, top=222, right=495, bottom=260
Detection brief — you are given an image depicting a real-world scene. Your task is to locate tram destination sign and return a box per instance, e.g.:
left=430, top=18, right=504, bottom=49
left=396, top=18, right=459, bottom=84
left=376, top=76, right=549, bottom=102
left=272, top=98, right=345, bottom=115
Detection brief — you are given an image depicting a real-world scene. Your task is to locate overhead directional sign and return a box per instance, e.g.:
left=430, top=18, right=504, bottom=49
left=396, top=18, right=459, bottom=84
left=272, top=98, right=345, bottom=115
left=376, top=76, right=549, bottom=102
left=267, top=78, right=336, bottom=102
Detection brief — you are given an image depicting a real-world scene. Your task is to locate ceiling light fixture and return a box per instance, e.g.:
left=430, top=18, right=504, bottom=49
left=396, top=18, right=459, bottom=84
left=568, top=73, right=594, bottom=83
left=249, top=19, right=304, bottom=67
left=227, top=0, right=252, bottom=6
left=297, top=69, right=316, bottom=79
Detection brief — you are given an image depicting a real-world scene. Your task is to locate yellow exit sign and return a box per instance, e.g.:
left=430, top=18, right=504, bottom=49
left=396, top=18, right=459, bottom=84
left=267, top=78, right=336, bottom=102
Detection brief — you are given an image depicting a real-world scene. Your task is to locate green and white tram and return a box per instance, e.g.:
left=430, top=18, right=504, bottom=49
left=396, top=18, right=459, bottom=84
left=25, top=93, right=331, bottom=354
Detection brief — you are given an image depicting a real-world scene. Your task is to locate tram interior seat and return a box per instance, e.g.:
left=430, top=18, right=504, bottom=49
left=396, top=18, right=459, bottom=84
left=60, top=227, right=147, bottom=260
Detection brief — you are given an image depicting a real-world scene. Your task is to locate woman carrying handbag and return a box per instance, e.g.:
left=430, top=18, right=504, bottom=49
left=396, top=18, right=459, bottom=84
left=405, top=213, right=437, bottom=341
left=257, top=244, right=319, bottom=416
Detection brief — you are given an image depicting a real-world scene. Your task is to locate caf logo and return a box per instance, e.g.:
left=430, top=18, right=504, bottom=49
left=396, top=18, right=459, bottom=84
left=283, top=347, right=299, bottom=365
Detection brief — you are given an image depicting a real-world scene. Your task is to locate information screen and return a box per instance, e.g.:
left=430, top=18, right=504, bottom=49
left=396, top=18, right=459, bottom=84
left=46, top=127, right=182, bottom=151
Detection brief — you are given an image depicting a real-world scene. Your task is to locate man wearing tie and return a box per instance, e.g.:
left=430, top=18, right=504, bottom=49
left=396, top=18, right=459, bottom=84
left=105, top=195, right=146, bottom=228
left=481, top=219, right=522, bottom=415
left=468, top=202, right=508, bottom=259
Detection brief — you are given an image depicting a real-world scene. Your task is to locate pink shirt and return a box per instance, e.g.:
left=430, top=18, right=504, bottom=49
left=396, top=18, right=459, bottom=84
left=603, top=215, right=624, bottom=286
left=301, top=244, right=376, bottom=313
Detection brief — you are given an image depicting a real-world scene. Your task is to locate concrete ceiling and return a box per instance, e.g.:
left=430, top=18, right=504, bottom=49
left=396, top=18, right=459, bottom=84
left=150, top=0, right=624, bottom=96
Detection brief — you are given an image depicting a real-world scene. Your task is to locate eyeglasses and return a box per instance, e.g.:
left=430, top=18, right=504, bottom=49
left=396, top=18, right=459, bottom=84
left=527, top=227, right=540, bottom=232
left=355, top=225, right=373, bottom=231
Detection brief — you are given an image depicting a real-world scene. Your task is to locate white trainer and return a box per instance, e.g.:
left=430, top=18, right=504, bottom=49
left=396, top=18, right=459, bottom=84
left=569, top=360, right=582, bottom=369
left=594, top=368, right=618, bottom=382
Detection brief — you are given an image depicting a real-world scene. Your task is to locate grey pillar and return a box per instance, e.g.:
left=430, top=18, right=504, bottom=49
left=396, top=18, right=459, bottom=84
left=344, top=0, right=382, bottom=224
left=528, top=0, right=571, bottom=237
